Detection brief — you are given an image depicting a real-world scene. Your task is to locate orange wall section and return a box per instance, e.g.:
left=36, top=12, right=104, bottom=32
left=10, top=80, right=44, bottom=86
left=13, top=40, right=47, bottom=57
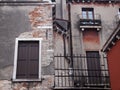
left=107, top=40, right=120, bottom=90
left=83, top=29, right=100, bottom=50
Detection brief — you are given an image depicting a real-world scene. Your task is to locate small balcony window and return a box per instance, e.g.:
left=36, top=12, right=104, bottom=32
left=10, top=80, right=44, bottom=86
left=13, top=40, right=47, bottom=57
left=82, top=8, right=94, bottom=19
left=79, top=8, right=101, bottom=30
left=51, top=0, right=56, bottom=2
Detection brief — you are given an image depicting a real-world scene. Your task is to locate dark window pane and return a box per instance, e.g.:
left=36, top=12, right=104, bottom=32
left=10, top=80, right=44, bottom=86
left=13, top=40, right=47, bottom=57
left=16, top=41, right=39, bottom=79
left=82, top=8, right=94, bottom=19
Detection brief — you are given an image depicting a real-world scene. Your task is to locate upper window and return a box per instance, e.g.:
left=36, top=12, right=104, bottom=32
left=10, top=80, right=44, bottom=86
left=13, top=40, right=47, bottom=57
left=51, top=0, right=56, bottom=2
left=82, top=8, right=94, bottom=19
left=13, top=38, right=42, bottom=81
left=118, top=8, right=120, bottom=14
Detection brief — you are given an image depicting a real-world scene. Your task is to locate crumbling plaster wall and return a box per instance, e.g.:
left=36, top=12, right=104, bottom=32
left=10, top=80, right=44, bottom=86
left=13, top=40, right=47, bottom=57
left=0, top=75, right=54, bottom=90
left=0, top=4, right=54, bottom=90
left=70, top=3, right=120, bottom=54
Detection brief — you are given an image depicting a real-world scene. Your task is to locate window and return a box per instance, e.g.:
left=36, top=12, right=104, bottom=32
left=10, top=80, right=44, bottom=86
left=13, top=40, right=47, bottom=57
left=13, top=38, right=42, bottom=81
left=66, top=0, right=72, bottom=3
left=51, top=0, right=56, bottom=2
left=82, top=8, right=94, bottom=19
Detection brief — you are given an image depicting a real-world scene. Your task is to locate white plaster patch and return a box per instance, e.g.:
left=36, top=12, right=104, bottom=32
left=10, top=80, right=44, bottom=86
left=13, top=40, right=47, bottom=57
left=0, top=80, right=12, bottom=90
left=20, top=87, right=27, bottom=90
left=37, top=25, right=52, bottom=29
left=18, top=31, right=33, bottom=38
left=47, top=49, right=54, bottom=52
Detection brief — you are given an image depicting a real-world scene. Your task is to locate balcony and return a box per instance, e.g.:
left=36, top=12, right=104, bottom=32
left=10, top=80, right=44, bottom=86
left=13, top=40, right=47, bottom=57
left=78, top=14, right=102, bottom=30
left=53, top=54, right=110, bottom=90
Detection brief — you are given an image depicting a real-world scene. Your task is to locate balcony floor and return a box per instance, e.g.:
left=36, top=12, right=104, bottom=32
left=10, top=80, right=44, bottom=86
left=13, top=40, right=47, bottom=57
left=53, top=87, right=111, bottom=90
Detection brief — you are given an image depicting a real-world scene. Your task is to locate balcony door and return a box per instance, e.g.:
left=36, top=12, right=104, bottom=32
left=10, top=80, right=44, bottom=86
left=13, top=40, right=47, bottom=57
left=82, top=8, right=94, bottom=19
left=86, top=51, right=101, bottom=85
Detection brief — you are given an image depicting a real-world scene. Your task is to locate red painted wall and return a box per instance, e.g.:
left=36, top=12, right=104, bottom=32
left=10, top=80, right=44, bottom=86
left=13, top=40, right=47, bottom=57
left=107, top=40, right=120, bottom=90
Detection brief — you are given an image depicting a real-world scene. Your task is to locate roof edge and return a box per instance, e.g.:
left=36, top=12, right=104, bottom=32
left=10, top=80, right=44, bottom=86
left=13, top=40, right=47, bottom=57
left=102, top=23, right=120, bottom=52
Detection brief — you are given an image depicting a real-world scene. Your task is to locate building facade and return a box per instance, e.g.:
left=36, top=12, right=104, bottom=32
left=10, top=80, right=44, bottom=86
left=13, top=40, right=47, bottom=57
left=102, top=19, right=120, bottom=90
left=54, top=0, right=119, bottom=89
left=0, top=0, right=119, bottom=90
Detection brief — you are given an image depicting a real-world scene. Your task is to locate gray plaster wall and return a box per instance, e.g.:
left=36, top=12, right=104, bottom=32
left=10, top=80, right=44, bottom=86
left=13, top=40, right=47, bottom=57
left=70, top=3, right=120, bottom=54
left=0, top=6, right=32, bottom=79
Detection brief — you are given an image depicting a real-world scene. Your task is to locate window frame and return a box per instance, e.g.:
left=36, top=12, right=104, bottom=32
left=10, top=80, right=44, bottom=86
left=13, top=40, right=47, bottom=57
left=13, top=38, right=43, bottom=82
left=82, top=8, right=94, bottom=19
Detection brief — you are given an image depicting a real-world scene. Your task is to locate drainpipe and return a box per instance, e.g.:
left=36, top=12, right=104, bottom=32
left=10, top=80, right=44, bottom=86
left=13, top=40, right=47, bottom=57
left=68, top=3, right=73, bottom=69
left=63, top=34, right=67, bottom=56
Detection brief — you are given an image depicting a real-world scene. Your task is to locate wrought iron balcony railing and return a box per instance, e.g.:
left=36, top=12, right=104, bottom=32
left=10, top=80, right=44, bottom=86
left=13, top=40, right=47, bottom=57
left=54, top=54, right=110, bottom=90
left=78, top=14, right=102, bottom=29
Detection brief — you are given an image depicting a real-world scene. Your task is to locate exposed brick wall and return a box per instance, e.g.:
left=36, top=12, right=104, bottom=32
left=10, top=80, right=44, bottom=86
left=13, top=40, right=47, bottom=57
left=0, top=75, right=54, bottom=90
left=29, top=5, right=52, bottom=30
left=29, top=5, right=54, bottom=67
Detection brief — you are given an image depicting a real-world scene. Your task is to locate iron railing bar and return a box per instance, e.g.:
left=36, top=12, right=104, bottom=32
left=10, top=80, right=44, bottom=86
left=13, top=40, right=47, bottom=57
left=94, top=57, right=98, bottom=84
left=77, top=54, right=81, bottom=85
left=55, top=74, right=109, bottom=76
left=54, top=55, right=101, bottom=58
left=55, top=75, right=109, bottom=77
left=57, top=55, right=60, bottom=87
left=63, top=55, right=66, bottom=87
left=61, top=54, right=64, bottom=87
left=55, top=69, right=109, bottom=71
left=103, top=55, right=110, bottom=85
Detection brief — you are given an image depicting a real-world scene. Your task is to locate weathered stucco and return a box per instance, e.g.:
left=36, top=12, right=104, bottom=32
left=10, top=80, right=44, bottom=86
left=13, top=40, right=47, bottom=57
left=0, top=1, right=120, bottom=90
left=0, top=4, right=54, bottom=90
left=0, top=75, right=54, bottom=90
left=0, top=6, right=33, bottom=79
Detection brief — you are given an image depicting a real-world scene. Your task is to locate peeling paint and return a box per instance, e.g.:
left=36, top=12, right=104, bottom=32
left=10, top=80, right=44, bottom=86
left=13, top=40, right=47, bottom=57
left=0, top=76, right=54, bottom=90
left=29, top=6, right=52, bottom=29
